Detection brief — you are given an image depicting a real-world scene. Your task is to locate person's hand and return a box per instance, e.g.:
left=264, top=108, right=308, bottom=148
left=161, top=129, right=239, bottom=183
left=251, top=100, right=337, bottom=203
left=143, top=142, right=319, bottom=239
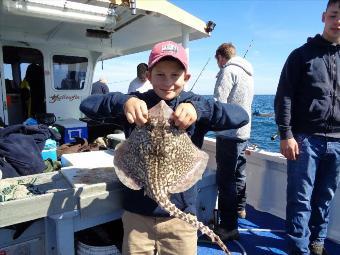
left=280, top=138, right=299, bottom=160
left=172, top=103, right=197, bottom=130
left=124, top=97, right=148, bottom=126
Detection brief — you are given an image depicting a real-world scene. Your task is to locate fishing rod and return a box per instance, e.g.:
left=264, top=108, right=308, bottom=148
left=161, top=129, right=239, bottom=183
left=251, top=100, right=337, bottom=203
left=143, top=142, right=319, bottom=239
left=189, top=57, right=211, bottom=91
left=190, top=39, right=253, bottom=91
left=271, top=131, right=279, bottom=141
left=243, top=39, right=254, bottom=59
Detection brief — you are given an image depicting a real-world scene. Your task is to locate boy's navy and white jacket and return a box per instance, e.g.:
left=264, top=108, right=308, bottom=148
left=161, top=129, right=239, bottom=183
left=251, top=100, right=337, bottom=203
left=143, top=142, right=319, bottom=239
left=275, top=34, right=340, bottom=139
left=80, top=90, right=249, bottom=217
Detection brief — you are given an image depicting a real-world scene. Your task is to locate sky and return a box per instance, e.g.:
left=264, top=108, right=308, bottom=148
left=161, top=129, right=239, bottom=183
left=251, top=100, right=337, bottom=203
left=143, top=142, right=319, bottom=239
left=93, top=0, right=327, bottom=95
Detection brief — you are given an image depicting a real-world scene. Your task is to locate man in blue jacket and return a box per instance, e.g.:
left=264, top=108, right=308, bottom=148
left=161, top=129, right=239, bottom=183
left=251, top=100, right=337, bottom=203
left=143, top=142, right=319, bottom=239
left=274, top=1, right=340, bottom=254
left=80, top=40, right=249, bottom=255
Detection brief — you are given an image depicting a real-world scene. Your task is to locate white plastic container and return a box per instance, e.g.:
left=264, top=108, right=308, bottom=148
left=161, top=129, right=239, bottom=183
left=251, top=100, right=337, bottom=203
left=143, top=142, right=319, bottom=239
left=77, top=241, right=121, bottom=255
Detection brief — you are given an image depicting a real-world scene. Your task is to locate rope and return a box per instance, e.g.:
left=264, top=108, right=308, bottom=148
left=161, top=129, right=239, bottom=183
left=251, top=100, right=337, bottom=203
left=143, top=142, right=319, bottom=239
left=230, top=227, right=286, bottom=255
left=233, top=239, right=247, bottom=255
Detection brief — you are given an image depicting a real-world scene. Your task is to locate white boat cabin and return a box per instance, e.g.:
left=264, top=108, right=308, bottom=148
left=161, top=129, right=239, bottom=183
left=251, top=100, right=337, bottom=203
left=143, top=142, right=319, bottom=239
left=0, top=1, right=217, bottom=254
left=0, top=0, right=212, bottom=125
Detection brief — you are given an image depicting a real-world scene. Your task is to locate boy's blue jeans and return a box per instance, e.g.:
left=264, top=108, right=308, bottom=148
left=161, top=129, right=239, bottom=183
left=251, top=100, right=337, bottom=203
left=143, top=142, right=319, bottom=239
left=286, top=134, right=340, bottom=255
left=216, top=136, right=247, bottom=230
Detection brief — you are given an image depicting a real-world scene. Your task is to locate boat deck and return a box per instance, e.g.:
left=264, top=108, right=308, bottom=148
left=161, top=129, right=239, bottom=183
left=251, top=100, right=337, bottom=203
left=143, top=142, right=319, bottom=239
left=198, top=205, right=340, bottom=255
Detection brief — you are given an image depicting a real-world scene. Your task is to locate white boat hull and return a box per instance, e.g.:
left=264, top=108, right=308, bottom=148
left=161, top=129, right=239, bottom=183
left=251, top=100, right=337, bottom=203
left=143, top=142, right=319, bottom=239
left=202, top=137, right=340, bottom=244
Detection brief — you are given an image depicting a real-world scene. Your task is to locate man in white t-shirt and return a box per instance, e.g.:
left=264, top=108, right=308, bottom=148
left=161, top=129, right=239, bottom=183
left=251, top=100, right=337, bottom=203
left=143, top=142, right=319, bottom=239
left=128, top=63, right=152, bottom=93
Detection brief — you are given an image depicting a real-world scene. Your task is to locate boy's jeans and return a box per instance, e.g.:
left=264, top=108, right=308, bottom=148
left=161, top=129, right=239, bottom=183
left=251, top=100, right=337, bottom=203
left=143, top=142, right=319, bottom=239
left=286, top=134, right=340, bottom=255
left=216, top=136, right=247, bottom=230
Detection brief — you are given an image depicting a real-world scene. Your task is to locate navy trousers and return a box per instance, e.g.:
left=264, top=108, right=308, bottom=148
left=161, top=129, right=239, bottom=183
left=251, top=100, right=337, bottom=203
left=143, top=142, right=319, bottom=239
left=216, top=136, right=247, bottom=230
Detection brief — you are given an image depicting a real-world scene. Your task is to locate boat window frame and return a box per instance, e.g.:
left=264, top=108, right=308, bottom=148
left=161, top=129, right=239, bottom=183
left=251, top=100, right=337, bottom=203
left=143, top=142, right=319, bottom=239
left=51, top=53, right=90, bottom=91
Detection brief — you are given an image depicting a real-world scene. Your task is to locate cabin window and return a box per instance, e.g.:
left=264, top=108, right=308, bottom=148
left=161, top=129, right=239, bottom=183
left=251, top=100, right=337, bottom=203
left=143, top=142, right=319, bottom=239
left=53, top=55, right=88, bottom=90
left=20, top=63, right=30, bottom=81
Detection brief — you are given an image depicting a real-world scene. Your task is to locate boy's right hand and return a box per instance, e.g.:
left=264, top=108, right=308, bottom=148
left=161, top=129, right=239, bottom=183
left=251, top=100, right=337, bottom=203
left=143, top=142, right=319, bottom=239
left=124, top=97, right=148, bottom=126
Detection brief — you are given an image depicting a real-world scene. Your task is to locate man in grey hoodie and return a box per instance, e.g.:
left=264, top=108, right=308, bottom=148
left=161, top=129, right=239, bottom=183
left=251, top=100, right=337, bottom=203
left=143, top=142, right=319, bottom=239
left=213, top=43, right=254, bottom=241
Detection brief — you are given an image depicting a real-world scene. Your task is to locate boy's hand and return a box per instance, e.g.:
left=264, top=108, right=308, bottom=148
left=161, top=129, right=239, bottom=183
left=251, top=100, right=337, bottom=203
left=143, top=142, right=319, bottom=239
left=173, top=103, right=197, bottom=130
left=124, top=97, right=148, bottom=126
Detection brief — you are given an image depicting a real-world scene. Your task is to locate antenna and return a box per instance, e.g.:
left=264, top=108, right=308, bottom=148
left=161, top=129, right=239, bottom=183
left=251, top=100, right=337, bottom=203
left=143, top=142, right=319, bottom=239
left=189, top=57, right=211, bottom=91
left=243, top=39, right=254, bottom=58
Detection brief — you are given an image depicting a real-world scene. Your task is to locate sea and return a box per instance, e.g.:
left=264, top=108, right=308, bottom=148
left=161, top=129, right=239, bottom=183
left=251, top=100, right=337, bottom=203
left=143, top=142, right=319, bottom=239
left=249, top=95, right=279, bottom=152
left=206, top=95, right=280, bottom=152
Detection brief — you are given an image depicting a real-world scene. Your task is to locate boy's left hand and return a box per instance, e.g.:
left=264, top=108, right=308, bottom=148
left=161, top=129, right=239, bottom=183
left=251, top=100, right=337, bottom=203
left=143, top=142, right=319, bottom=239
left=173, top=103, right=197, bottom=130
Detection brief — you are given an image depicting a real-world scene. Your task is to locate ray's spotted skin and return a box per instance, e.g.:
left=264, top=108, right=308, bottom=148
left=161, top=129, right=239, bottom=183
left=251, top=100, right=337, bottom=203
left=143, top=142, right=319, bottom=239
left=114, top=100, right=231, bottom=254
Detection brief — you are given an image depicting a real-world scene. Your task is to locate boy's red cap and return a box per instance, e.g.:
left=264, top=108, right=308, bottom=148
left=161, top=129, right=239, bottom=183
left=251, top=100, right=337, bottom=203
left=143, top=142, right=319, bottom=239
left=148, top=41, right=188, bottom=71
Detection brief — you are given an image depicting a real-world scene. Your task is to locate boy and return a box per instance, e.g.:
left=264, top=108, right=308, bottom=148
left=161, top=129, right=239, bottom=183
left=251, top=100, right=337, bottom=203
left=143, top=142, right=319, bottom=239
left=80, top=40, right=249, bottom=255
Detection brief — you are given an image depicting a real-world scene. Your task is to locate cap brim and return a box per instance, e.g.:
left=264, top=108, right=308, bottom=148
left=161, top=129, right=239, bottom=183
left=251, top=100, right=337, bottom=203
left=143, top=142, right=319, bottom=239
left=149, top=54, right=187, bottom=71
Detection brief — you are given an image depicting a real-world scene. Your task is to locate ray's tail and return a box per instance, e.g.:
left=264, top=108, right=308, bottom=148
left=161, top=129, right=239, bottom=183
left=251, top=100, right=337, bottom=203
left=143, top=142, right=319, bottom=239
left=156, top=193, right=231, bottom=255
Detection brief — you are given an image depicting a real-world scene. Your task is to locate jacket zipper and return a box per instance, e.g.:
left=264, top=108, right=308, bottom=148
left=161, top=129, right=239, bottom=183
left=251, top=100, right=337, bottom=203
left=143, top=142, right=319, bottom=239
left=327, top=49, right=337, bottom=134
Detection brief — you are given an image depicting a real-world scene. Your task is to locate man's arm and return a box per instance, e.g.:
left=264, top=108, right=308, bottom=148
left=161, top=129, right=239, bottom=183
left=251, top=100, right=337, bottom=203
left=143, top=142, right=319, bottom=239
left=274, top=49, right=302, bottom=160
left=214, top=68, right=234, bottom=102
left=127, top=79, right=135, bottom=93
left=103, top=84, right=110, bottom=94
